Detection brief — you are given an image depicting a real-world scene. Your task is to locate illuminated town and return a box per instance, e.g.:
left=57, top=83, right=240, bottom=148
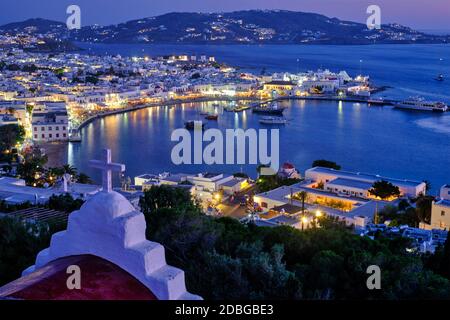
left=1, top=3, right=450, bottom=305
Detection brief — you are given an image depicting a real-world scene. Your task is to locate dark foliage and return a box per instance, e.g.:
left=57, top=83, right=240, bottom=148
left=141, top=186, right=450, bottom=300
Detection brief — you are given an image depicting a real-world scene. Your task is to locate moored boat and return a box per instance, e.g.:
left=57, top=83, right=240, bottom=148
left=234, top=105, right=251, bottom=112
left=252, top=102, right=286, bottom=115
left=205, top=114, right=218, bottom=120
left=393, top=97, right=448, bottom=112
left=259, top=116, right=287, bottom=125
left=184, top=120, right=205, bottom=130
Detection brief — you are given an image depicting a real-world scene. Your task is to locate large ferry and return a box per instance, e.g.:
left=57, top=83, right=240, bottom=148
left=393, top=97, right=448, bottom=112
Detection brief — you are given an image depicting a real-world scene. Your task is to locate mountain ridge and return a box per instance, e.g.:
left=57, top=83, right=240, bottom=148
left=1, top=10, right=449, bottom=45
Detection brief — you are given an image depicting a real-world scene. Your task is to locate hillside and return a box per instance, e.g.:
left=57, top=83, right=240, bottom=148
left=1, top=10, right=449, bottom=45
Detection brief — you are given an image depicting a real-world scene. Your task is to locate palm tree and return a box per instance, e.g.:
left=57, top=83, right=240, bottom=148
left=62, top=164, right=78, bottom=176
left=423, top=180, right=432, bottom=194
left=297, top=191, right=308, bottom=213
left=77, top=173, right=93, bottom=184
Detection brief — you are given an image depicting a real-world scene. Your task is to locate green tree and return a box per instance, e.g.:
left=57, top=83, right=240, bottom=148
left=61, top=164, right=78, bottom=176
left=139, top=185, right=195, bottom=215
left=297, top=191, right=308, bottom=213
left=233, top=172, right=249, bottom=179
left=439, top=235, right=450, bottom=279
left=415, top=195, right=434, bottom=225
left=131, top=183, right=450, bottom=300
left=423, top=180, right=432, bottom=194
left=85, top=75, right=99, bottom=84
left=0, top=216, right=52, bottom=286
left=312, top=159, right=341, bottom=170
left=76, top=172, right=93, bottom=184
left=16, top=148, right=48, bottom=186
left=369, top=180, right=401, bottom=200
left=6, top=64, right=20, bottom=71
left=47, top=193, right=84, bottom=213
left=0, top=124, right=25, bottom=152
left=21, top=64, right=38, bottom=73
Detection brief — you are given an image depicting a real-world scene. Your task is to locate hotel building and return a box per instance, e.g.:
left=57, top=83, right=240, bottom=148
left=305, top=167, right=426, bottom=199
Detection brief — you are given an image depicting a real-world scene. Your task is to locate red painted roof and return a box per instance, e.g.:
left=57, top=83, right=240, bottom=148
left=282, top=162, right=295, bottom=169
left=0, top=255, right=157, bottom=300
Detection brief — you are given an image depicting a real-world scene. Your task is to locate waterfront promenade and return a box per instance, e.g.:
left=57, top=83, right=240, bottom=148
left=73, top=93, right=400, bottom=132
left=74, top=96, right=261, bottom=131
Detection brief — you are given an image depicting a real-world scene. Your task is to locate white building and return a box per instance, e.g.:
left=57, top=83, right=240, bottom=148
left=0, top=101, right=28, bottom=125
left=305, top=167, right=426, bottom=198
left=0, top=176, right=101, bottom=204
left=441, top=185, right=450, bottom=200
left=301, top=79, right=339, bottom=93
left=423, top=185, right=450, bottom=230
left=32, top=109, right=69, bottom=142
left=186, top=172, right=234, bottom=193
left=0, top=114, right=19, bottom=126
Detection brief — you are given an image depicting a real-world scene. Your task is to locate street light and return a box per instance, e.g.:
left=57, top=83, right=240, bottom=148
left=301, top=216, right=309, bottom=230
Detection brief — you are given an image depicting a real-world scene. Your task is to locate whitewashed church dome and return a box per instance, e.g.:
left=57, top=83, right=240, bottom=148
left=79, top=191, right=135, bottom=219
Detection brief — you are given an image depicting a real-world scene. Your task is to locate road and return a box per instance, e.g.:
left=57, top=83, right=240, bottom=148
left=217, top=185, right=258, bottom=219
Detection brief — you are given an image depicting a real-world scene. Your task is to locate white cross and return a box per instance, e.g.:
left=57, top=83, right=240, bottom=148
left=89, top=149, right=125, bottom=193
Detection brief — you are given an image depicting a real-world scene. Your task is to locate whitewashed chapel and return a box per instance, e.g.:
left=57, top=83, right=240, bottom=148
left=0, top=149, right=201, bottom=300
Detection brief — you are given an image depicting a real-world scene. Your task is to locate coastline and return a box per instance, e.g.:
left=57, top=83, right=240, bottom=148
left=75, top=96, right=261, bottom=130
left=75, top=91, right=397, bottom=131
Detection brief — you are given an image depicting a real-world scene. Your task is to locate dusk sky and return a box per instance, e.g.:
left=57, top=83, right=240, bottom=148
left=1, top=0, right=450, bottom=31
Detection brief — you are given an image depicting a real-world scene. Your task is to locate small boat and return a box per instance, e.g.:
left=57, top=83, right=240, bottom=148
left=69, top=129, right=82, bottom=142
left=393, top=97, right=448, bottom=112
left=259, top=117, right=287, bottom=125
left=184, top=120, right=205, bottom=130
left=252, top=102, right=286, bottom=115
left=205, top=114, right=218, bottom=120
left=234, top=105, right=251, bottom=112
left=435, top=74, right=444, bottom=82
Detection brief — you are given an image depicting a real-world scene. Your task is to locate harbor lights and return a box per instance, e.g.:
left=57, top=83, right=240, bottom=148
left=301, top=216, right=309, bottom=230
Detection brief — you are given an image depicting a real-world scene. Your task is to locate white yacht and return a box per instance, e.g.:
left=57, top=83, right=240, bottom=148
left=393, top=97, right=448, bottom=112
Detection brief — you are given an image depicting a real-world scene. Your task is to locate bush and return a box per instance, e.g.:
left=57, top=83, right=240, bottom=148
left=0, top=217, right=52, bottom=286
left=140, top=187, right=450, bottom=300
left=47, top=193, right=84, bottom=213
